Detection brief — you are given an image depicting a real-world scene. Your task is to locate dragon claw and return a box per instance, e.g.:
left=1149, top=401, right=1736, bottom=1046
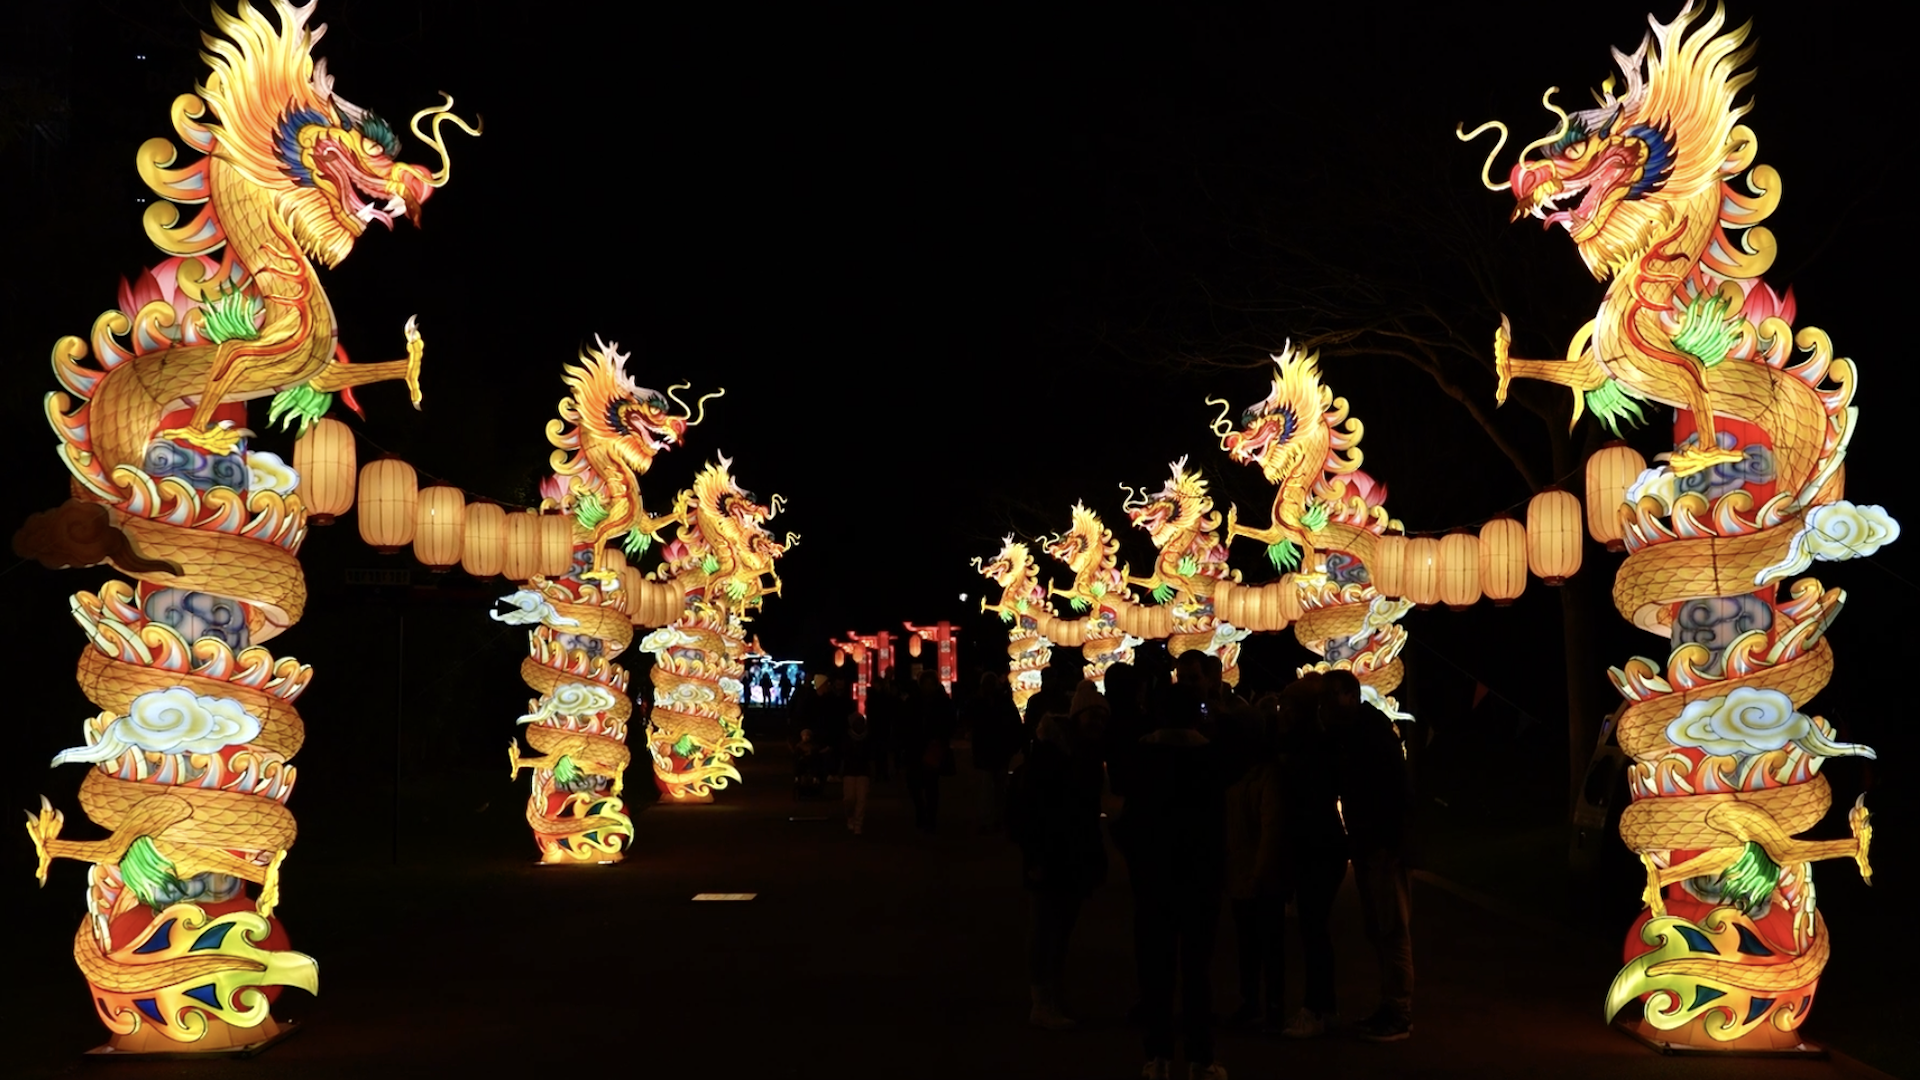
left=1668, top=443, right=1745, bottom=478
left=25, top=796, right=63, bottom=886
left=157, top=423, right=248, bottom=456
left=1851, top=794, right=1873, bottom=885
left=403, top=316, right=425, bottom=409
left=1494, top=315, right=1514, bottom=406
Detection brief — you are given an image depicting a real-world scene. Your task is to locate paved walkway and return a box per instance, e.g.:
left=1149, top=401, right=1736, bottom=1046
left=12, top=743, right=1903, bottom=1079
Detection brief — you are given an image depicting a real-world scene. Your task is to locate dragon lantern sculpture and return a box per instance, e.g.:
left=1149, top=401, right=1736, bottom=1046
left=495, top=338, right=720, bottom=857
left=640, top=458, right=792, bottom=801
left=1120, top=459, right=1251, bottom=686
left=1211, top=347, right=1414, bottom=719
left=1464, top=3, right=1892, bottom=1048
left=1038, top=504, right=1144, bottom=690
left=14, top=0, right=474, bottom=1051
left=975, top=537, right=1053, bottom=716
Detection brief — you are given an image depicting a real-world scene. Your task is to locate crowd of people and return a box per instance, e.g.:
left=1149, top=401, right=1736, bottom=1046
left=778, top=653, right=1415, bottom=1080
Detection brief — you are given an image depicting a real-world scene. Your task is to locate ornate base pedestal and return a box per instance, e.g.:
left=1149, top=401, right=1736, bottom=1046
left=90, top=1017, right=300, bottom=1058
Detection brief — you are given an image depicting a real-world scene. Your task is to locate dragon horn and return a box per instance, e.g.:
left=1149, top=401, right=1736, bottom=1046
left=408, top=92, right=483, bottom=189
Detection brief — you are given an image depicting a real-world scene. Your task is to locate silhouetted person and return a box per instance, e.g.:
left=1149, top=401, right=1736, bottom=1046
left=841, top=711, right=874, bottom=834
left=1222, top=696, right=1285, bottom=1032
left=1012, top=680, right=1109, bottom=1029
left=865, top=674, right=899, bottom=783
left=1326, top=668, right=1415, bottom=1042
left=966, top=673, right=1023, bottom=832
left=1111, top=680, right=1231, bottom=1080
left=778, top=667, right=794, bottom=707
left=902, top=673, right=953, bottom=832
left=757, top=668, right=774, bottom=708
left=1272, top=672, right=1344, bottom=1038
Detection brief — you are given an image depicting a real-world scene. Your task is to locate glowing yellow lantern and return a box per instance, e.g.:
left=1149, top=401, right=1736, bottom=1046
left=1478, top=515, right=1527, bottom=606
left=908, top=633, right=923, bottom=658
left=502, top=510, right=543, bottom=582
left=1586, top=441, right=1647, bottom=552
left=834, top=649, right=846, bottom=668
left=356, top=457, right=417, bottom=554
left=1370, top=530, right=1407, bottom=598
left=292, top=415, right=355, bottom=524
left=412, top=484, right=465, bottom=570
left=1403, top=536, right=1440, bottom=608
left=461, top=500, right=506, bottom=578
left=597, top=544, right=627, bottom=583
left=1277, top=574, right=1303, bottom=623
left=1437, top=530, right=1481, bottom=611
left=1527, top=487, right=1583, bottom=585
left=536, top=511, right=575, bottom=578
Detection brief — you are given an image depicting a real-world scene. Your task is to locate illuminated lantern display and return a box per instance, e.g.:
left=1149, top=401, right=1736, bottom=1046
left=1403, top=537, right=1441, bottom=608
left=1525, top=488, right=1583, bottom=585
left=496, top=339, right=725, bottom=849
left=1371, top=530, right=1408, bottom=599
left=639, top=458, right=791, bottom=801
left=1437, top=530, right=1481, bottom=610
left=356, top=457, right=417, bottom=554
left=1478, top=515, right=1528, bottom=606
left=1209, top=347, right=1414, bottom=722
left=461, top=499, right=506, bottom=578
left=829, top=633, right=877, bottom=713
left=1119, top=459, right=1250, bottom=685
left=902, top=621, right=963, bottom=695
left=14, top=0, right=475, bottom=1051
left=974, top=537, right=1055, bottom=715
left=1468, top=5, right=1892, bottom=1047
left=1035, top=504, right=1143, bottom=690
left=292, top=416, right=354, bottom=524
left=413, top=484, right=465, bottom=570
left=1588, top=441, right=1650, bottom=551
left=501, top=510, right=543, bottom=582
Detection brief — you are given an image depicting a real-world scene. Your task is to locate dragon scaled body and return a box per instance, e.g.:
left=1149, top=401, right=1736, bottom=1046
left=640, top=458, right=790, bottom=801
left=16, top=0, right=470, bottom=1050
left=1213, top=347, right=1413, bottom=716
left=975, top=537, right=1053, bottom=716
left=1472, top=3, right=1891, bottom=1047
left=1121, top=459, right=1250, bottom=685
left=1039, top=504, right=1143, bottom=690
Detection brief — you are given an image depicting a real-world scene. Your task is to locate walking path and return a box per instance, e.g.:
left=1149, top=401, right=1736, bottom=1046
left=11, top=743, right=1902, bottom=1079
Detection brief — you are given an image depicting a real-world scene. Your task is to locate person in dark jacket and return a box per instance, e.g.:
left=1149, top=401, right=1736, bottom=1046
left=1222, top=698, right=1286, bottom=1032
left=1113, top=679, right=1232, bottom=1080
left=1271, top=673, right=1345, bottom=1038
left=965, top=673, right=1023, bottom=832
left=902, top=673, right=954, bottom=832
left=1013, top=680, right=1109, bottom=1029
left=840, top=711, right=875, bottom=834
left=1325, top=668, right=1415, bottom=1042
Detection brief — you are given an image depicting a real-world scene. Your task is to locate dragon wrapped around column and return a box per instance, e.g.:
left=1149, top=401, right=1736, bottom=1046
left=1120, top=459, right=1251, bottom=685
left=641, top=459, right=793, bottom=801
left=1037, top=504, right=1144, bottom=690
left=1211, top=347, right=1414, bottom=720
left=975, top=537, right=1054, bottom=716
left=13, top=0, right=475, bottom=1051
left=494, top=338, right=718, bottom=860
left=1464, top=3, right=1893, bottom=1047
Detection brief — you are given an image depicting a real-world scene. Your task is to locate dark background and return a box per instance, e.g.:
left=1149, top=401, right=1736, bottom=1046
left=2, top=0, right=1913, bottom=1063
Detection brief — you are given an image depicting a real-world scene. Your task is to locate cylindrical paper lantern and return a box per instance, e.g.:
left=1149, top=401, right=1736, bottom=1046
left=502, top=510, right=543, bottom=582
left=622, top=565, right=645, bottom=620
left=908, top=633, right=923, bottom=658
left=356, top=457, right=416, bottom=553
left=1478, top=515, right=1528, bottom=606
left=1527, top=487, right=1583, bottom=585
left=293, top=416, right=355, bottom=523
left=1585, top=441, right=1647, bottom=552
left=1404, top=537, right=1441, bottom=608
left=833, top=649, right=845, bottom=668
left=537, top=512, right=575, bottom=578
left=597, top=544, right=628, bottom=583
left=1437, top=530, right=1481, bottom=611
left=412, top=484, right=465, bottom=570
left=461, top=500, right=506, bottom=578
left=1371, top=531, right=1408, bottom=599
left=1277, top=574, right=1303, bottom=624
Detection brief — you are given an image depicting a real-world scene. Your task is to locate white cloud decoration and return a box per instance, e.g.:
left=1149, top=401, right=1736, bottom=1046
left=518, top=682, right=617, bottom=724
left=1757, top=501, right=1901, bottom=584
left=52, top=688, right=263, bottom=765
left=246, top=451, right=299, bottom=495
left=1666, top=686, right=1874, bottom=760
left=491, top=589, right=580, bottom=627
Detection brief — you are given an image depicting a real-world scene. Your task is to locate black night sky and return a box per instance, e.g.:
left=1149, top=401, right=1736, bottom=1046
left=1, top=2, right=1915, bottom=1071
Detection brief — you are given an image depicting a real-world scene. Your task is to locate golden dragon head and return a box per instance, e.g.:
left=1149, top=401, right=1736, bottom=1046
left=1210, top=346, right=1362, bottom=488
left=1043, top=502, right=1119, bottom=579
left=143, top=1, right=481, bottom=269
left=550, top=337, right=720, bottom=480
left=1461, top=2, right=1755, bottom=280
left=973, top=536, right=1034, bottom=591
left=688, top=457, right=785, bottom=602
left=1123, top=457, right=1212, bottom=549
